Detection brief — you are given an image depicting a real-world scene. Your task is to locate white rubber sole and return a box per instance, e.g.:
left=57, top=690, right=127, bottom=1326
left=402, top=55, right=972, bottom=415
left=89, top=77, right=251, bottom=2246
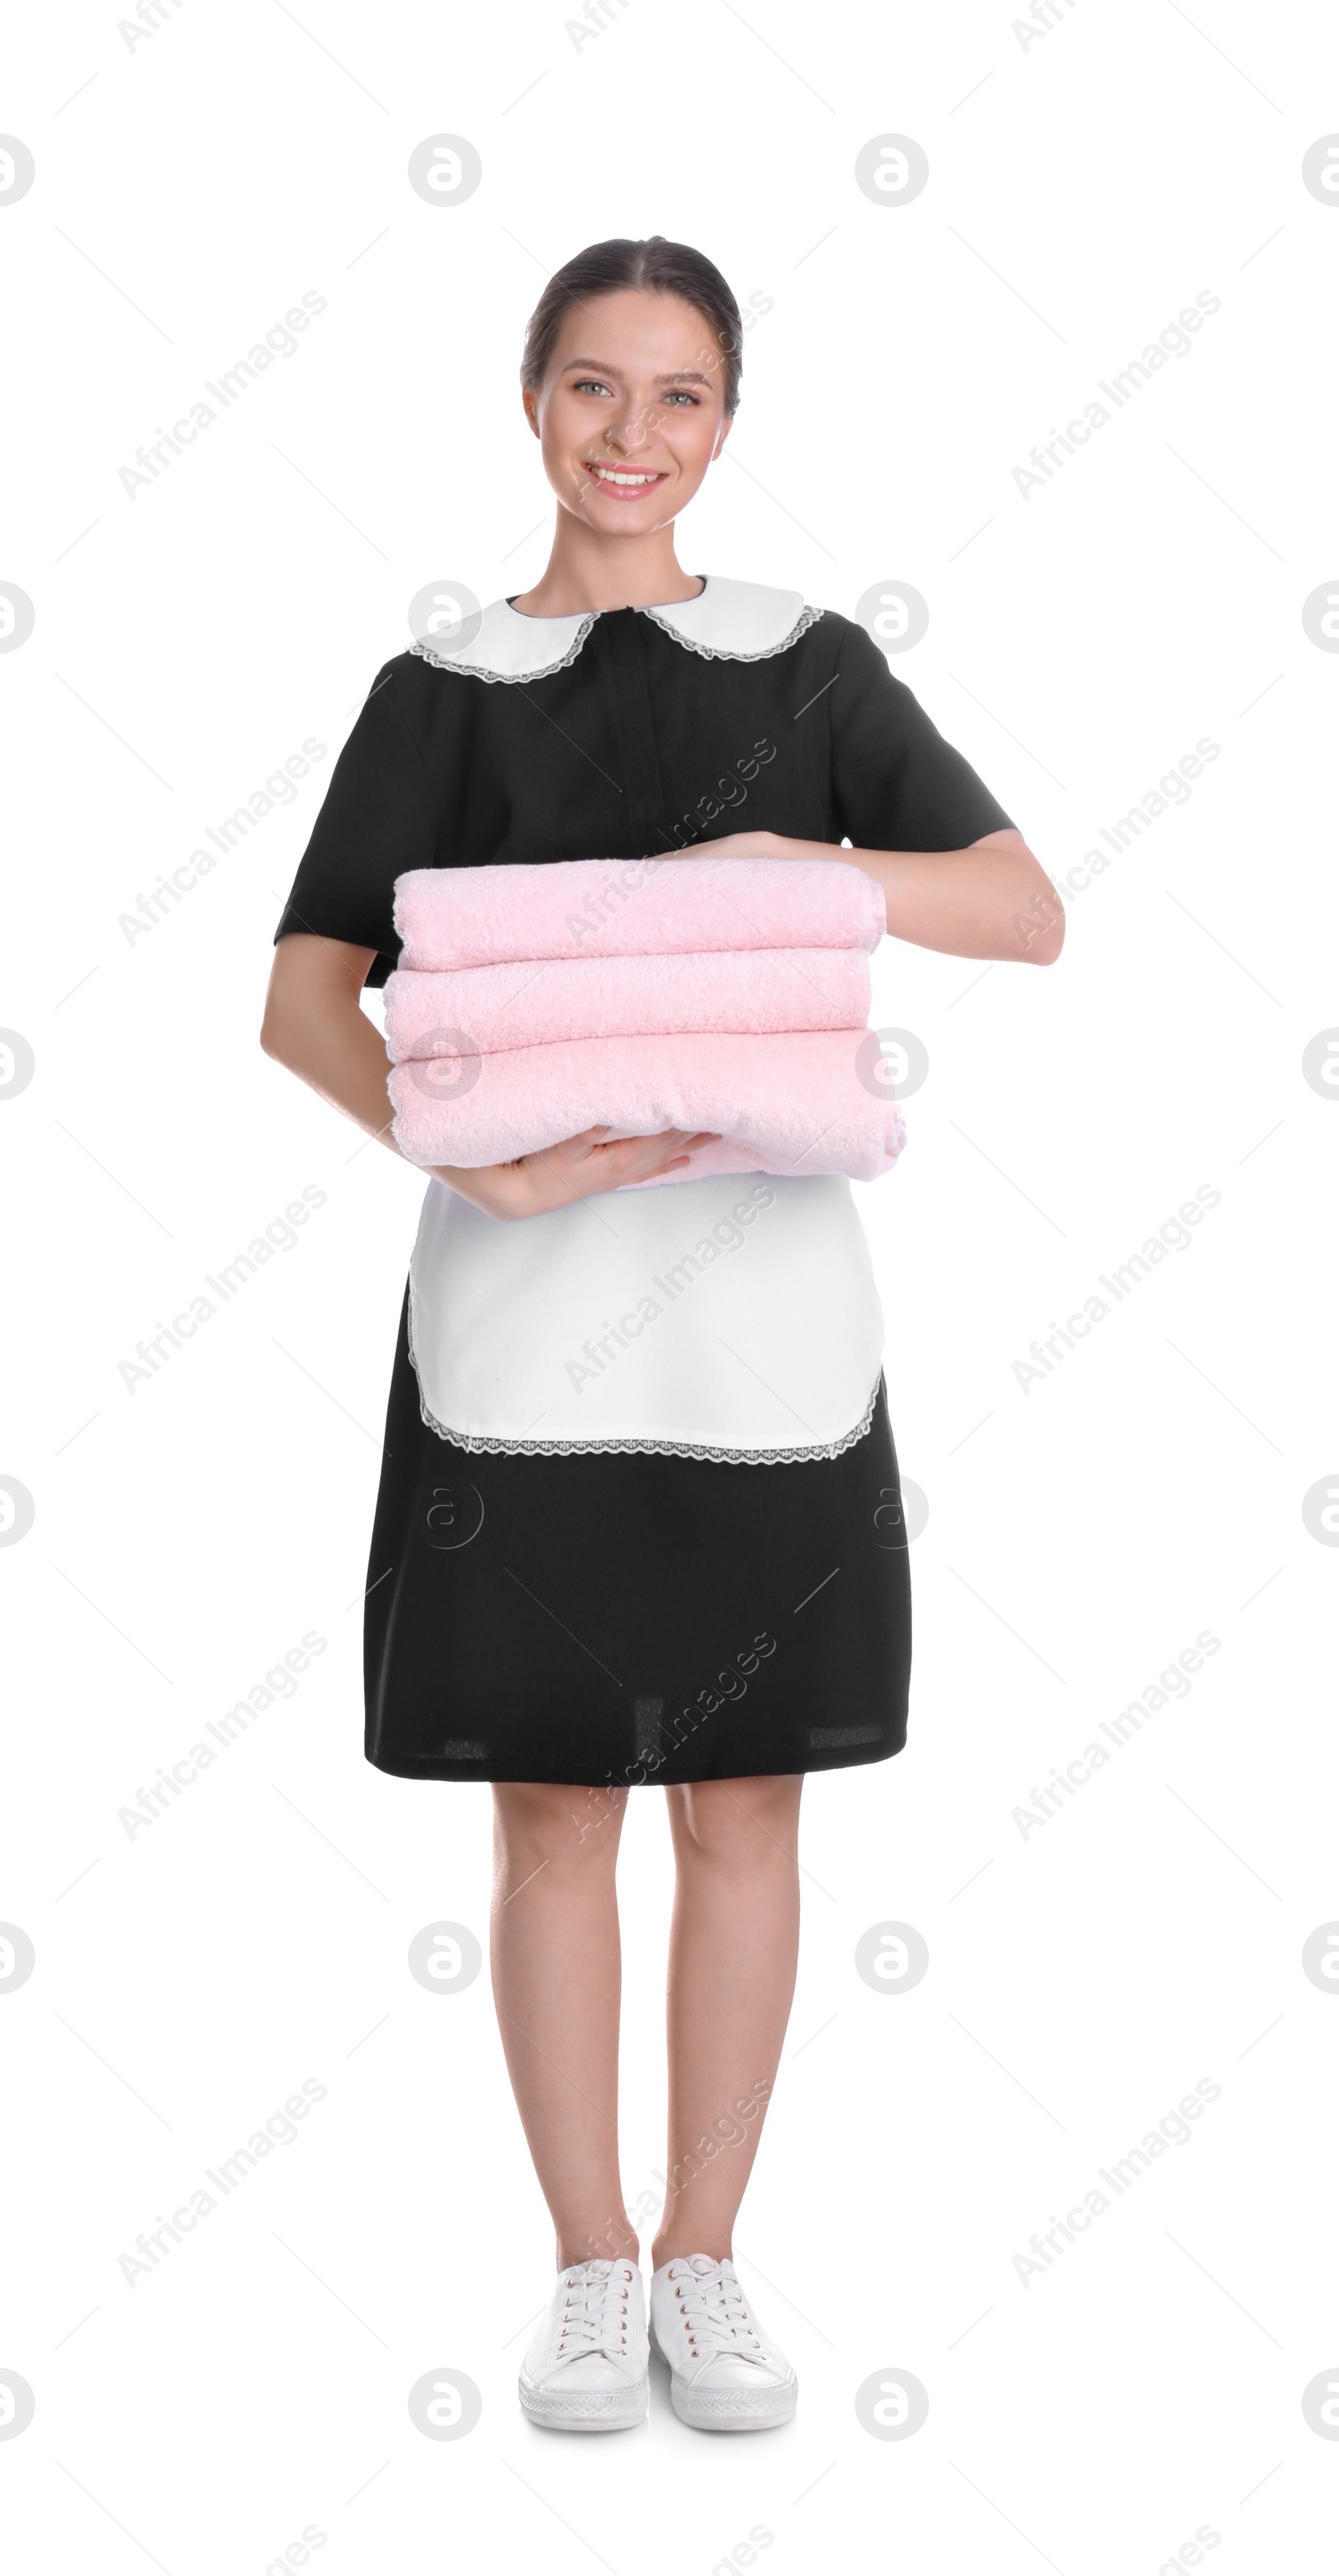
left=667, top=2373, right=798, bottom=2431
left=518, top=2372, right=649, bottom=2433
left=651, top=2319, right=798, bottom=2432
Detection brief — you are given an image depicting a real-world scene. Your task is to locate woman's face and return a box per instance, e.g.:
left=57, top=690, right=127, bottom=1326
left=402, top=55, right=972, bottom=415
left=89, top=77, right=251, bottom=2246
left=526, top=287, right=732, bottom=533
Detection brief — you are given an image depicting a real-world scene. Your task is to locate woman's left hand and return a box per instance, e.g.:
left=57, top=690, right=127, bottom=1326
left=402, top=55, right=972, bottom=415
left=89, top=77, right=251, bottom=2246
left=683, top=829, right=822, bottom=862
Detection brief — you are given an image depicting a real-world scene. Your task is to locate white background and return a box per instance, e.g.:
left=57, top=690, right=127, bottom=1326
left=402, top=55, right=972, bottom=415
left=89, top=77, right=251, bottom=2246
left=3, top=3, right=1337, bottom=2568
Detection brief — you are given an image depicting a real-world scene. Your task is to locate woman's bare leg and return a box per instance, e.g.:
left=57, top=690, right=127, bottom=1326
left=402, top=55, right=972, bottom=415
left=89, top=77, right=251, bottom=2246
left=490, top=1780, right=638, bottom=2270
left=651, top=1773, right=804, bottom=2269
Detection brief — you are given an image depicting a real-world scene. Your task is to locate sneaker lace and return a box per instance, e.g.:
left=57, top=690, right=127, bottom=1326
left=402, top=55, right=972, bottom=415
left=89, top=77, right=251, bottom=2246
left=667, top=2261, right=763, bottom=2363
left=554, top=2259, right=634, bottom=2362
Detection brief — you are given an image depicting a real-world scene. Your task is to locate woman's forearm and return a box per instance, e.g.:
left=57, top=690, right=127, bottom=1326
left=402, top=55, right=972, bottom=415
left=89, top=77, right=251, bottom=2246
left=260, top=936, right=403, bottom=1148
left=850, top=834, right=1063, bottom=963
left=710, top=828, right=1065, bottom=965
left=259, top=934, right=504, bottom=1203
left=259, top=931, right=712, bottom=1218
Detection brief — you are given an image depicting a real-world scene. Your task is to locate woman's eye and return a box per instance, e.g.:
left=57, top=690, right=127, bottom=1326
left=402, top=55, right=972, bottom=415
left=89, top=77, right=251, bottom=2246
left=569, top=378, right=698, bottom=405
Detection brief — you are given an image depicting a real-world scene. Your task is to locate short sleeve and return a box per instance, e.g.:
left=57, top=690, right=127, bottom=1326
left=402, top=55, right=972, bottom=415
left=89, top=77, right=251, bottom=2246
left=829, top=620, right=1014, bottom=851
left=273, top=663, right=436, bottom=987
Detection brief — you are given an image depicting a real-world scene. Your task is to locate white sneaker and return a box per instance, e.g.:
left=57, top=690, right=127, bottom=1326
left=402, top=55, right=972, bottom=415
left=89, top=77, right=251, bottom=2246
left=518, top=2257, right=648, bottom=2432
left=649, top=2253, right=798, bottom=2430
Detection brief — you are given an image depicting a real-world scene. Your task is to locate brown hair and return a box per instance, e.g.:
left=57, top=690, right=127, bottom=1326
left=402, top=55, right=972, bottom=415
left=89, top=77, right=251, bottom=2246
left=521, top=235, right=744, bottom=418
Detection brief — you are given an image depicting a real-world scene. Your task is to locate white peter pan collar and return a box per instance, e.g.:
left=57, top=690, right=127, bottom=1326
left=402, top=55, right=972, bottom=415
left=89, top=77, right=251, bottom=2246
left=409, top=575, right=824, bottom=684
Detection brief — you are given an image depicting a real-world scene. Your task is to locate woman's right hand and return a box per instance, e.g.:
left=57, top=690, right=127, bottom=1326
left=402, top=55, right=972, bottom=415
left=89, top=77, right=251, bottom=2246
left=430, top=1126, right=721, bottom=1220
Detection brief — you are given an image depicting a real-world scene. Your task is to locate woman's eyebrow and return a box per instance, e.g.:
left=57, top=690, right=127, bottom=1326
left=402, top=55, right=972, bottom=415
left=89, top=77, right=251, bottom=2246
left=562, top=359, right=715, bottom=386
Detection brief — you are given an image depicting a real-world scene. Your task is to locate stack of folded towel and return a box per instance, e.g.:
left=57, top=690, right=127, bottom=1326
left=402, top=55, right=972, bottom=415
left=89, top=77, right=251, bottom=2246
left=383, top=854, right=905, bottom=1188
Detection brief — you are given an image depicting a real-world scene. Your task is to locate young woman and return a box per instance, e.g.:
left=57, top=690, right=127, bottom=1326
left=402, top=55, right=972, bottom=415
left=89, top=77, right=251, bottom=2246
left=262, top=235, right=1062, bottom=2435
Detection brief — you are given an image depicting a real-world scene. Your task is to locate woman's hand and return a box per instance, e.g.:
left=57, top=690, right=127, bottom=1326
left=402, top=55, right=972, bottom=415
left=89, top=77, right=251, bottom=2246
left=685, top=829, right=786, bottom=860
left=431, top=1125, right=721, bottom=1220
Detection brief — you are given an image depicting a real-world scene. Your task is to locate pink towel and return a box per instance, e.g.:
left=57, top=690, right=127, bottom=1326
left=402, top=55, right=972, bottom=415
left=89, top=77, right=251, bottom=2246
left=393, top=854, right=885, bottom=971
left=387, top=1029, right=904, bottom=1183
left=383, top=946, right=871, bottom=1060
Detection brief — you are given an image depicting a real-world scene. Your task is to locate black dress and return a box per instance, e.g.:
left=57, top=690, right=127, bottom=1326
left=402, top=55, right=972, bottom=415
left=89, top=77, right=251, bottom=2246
left=274, top=577, right=1013, bottom=1788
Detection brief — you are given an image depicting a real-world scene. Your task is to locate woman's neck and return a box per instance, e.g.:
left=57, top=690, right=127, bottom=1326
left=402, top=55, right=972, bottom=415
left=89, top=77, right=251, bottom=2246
left=510, top=522, right=704, bottom=619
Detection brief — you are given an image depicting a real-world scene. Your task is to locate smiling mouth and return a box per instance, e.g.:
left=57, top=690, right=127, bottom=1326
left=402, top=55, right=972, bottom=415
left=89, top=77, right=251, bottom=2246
left=582, top=460, right=669, bottom=493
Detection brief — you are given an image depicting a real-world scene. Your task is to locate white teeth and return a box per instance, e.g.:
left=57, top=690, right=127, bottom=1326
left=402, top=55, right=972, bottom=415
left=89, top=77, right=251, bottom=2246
left=590, top=465, right=658, bottom=485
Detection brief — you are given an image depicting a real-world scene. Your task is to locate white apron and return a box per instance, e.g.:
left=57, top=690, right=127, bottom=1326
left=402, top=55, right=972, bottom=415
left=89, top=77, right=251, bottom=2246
left=407, top=1170, right=885, bottom=1462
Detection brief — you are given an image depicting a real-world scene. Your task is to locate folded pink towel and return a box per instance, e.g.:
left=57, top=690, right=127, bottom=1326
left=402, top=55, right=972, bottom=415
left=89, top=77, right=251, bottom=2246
left=384, top=945, right=871, bottom=1060
left=393, top=854, right=885, bottom=971
left=387, top=1029, right=904, bottom=1184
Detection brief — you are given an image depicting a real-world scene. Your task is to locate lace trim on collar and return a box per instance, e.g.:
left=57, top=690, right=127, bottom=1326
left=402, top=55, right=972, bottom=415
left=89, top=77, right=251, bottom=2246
left=410, top=614, right=598, bottom=686
left=639, top=598, right=825, bottom=664
left=408, top=582, right=825, bottom=685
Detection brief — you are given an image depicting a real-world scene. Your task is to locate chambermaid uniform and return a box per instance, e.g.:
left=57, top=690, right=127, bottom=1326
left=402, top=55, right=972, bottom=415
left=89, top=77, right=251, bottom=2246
left=274, top=576, right=1013, bottom=1787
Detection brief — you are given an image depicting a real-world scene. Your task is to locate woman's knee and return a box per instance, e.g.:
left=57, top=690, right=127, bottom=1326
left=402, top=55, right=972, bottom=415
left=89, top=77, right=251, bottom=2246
left=492, top=1778, right=626, bottom=1876
left=667, top=1773, right=803, bottom=1865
